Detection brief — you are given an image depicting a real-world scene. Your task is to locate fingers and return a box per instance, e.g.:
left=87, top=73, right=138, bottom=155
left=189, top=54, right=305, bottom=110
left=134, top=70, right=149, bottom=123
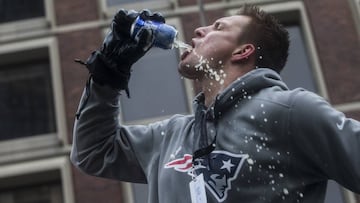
left=136, top=28, right=154, bottom=52
left=114, top=9, right=127, bottom=22
left=110, top=9, right=163, bottom=52
left=113, top=9, right=138, bottom=37
left=115, top=9, right=165, bottom=27
left=139, top=9, right=151, bottom=19
left=152, top=13, right=165, bottom=23
left=139, top=9, right=165, bottom=23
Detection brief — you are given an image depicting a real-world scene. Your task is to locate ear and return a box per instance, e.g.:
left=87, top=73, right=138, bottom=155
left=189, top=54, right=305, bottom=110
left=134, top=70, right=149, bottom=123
left=231, top=44, right=255, bottom=63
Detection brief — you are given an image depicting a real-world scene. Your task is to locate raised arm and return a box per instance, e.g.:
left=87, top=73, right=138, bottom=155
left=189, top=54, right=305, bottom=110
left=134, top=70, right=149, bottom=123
left=70, top=9, right=166, bottom=183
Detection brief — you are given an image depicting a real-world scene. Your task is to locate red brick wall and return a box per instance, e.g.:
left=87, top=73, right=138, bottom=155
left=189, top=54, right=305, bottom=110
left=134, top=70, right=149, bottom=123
left=346, top=110, right=360, bottom=120
left=55, top=0, right=126, bottom=201
left=303, top=0, right=360, bottom=104
left=57, top=28, right=102, bottom=140
left=71, top=167, right=124, bottom=203
left=54, top=0, right=100, bottom=25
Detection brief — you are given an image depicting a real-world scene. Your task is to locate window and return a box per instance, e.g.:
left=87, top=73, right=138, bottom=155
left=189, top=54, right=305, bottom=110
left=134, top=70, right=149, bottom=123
left=100, top=0, right=174, bottom=19
left=0, top=0, right=45, bottom=23
left=0, top=0, right=54, bottom=36
left=280, top=24, right=317, bottom=91
left=0, top=38, right=67, bottom=153
left=0, top=174, right=63, bottom=203
left=117, top=18, right=193, bottom=124
left=120, top=48, right=191, bottom=123
left=0, top=48, right=55, bottom=141
left=0, top=157, right=74, bottom=203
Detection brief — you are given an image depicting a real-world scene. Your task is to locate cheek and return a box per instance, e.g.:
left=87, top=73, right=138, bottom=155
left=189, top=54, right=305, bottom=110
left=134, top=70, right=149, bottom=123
left=199, top=39, right=233, bottom=63
left=205, top=47, right=231, bottom=67
left=197, top=43, right=220, bottom=62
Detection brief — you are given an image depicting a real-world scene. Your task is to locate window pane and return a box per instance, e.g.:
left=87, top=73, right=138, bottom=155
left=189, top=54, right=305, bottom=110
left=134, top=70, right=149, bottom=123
left=132, top=183, right=148, bottom=203
left=0, top=171, right=63, bottom=203
left=0, top=0, right=45, bottom=23
left=120, top=48, right=189, bottom=122
left=280, top=25, right=317, bottom=92
left=0, top=182, right=62, bottom=203
left=0, top=53, right=56, bottom=140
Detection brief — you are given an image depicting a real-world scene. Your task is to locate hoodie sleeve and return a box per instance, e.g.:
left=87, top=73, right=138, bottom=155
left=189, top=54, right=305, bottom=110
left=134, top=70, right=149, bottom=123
left=289, top=90, right=360, bottom=193
left=70, top=79, right=166, bottom=183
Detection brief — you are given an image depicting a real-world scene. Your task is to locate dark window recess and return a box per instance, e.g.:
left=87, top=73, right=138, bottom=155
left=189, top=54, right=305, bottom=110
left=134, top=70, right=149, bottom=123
left=0, top=58, right=56, bottom=140
left=280, top=25, right=317, bottom=92
left=0, top=170, right=63, bottom=203
left=0, top=0, right=45, bottom=23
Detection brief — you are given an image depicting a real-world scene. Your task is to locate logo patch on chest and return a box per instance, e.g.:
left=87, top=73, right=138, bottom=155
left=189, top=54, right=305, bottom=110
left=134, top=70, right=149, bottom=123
left=164, top=151, right=248, bottom=202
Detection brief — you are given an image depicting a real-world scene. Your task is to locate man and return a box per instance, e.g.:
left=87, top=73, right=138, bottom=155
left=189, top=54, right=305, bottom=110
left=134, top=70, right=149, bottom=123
left=71, top=4, right=360, bottom=203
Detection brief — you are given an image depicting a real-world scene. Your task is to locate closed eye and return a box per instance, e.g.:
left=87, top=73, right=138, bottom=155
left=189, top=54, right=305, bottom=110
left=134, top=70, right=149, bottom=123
left=214, top=22, right=223, bottom=30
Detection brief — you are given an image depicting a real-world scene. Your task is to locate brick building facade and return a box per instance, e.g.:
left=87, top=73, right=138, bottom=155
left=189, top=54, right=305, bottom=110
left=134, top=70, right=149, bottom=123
left=0, top=0, right=359, bottom=202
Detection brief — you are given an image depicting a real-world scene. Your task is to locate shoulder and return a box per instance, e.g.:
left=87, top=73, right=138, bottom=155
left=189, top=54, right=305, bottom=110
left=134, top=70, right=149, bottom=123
left=288, top=88, right=337, bottom=127
left=290, top=89, right=330, bottom=112
left=256, top=87, right=331, bottom=122
left=167, top=114, right=194, bottom=127
left=255, top=87, right=308, bottom=109
left=147, top=114, right=194, bottom=132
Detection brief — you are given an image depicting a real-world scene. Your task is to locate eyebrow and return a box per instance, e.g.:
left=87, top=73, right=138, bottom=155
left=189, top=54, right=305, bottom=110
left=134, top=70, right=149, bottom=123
left=213, top=20, right=228, bottom=28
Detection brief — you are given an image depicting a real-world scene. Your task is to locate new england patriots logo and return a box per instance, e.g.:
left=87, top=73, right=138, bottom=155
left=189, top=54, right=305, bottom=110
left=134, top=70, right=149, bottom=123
left=165, top=151, right=248, bottom=202
left=164, top=154, right=193, bottom=173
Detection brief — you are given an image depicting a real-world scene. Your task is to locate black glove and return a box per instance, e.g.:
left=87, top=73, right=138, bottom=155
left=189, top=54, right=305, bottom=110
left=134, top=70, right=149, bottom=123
left=81, top=9, right=165, bottom=96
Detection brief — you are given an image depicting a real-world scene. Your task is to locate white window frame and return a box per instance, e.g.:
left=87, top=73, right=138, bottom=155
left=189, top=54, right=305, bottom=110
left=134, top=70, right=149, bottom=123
left=349, top=0, right=360, bottom=19
left=0, top=0, right=55, bottom=37
left=0, top=157, right=75, bottom=203
left=99, top=0, right=177, bottom=20
left=334, top=0, right=360, bottom=113
left=347, top=0, right=360, bottom=36
left=230, top=1, right=357, bottom=202
left=0, top=37, right=68, bottom=156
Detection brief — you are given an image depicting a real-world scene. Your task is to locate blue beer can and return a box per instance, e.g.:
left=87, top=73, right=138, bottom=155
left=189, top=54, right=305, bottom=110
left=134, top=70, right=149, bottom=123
left=130, top=16, right=178, bottom=49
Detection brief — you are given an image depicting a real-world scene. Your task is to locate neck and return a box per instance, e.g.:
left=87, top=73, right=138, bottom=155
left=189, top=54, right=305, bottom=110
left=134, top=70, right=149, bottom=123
left=201, top=79, right=225, bottom=107
left=200, top=65, right=252, bottom=107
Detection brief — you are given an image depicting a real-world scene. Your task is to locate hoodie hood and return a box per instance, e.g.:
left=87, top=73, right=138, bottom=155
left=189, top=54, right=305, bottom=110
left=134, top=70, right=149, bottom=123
left=194, top=68, right=289, bottom=120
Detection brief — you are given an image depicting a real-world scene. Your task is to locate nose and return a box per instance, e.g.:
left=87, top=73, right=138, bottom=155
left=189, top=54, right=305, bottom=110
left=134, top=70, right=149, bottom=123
left=194, top=26, right=208, bottom=38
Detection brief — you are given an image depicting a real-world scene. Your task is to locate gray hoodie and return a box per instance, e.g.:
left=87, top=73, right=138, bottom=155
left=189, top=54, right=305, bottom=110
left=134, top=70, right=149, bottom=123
left=71, top=68, right=360, bottom=203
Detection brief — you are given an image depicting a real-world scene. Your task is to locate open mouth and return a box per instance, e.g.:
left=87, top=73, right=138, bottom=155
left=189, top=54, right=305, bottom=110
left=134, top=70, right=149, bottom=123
left=180, top=40, right=195, bottom=60
left=180, top=50, right=191, bottom=60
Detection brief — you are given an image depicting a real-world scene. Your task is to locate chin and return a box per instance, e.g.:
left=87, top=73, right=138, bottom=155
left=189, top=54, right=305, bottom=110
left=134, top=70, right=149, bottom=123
left=177, top=63, right=203, bottom=80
